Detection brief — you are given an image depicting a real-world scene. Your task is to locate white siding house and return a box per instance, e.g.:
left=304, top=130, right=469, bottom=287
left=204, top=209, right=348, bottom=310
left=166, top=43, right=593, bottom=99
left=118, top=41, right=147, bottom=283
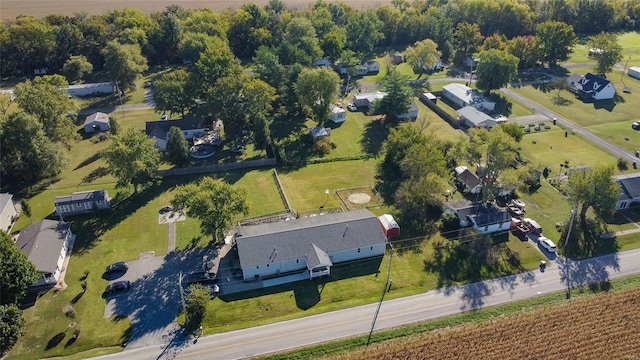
left=330, top=105, right=346, bottom=123
left=445, top=201, right=510, bottom=234
left=567, top=73, right=616, bottom=100
left=457, top=106, right=498, bottom=129
left=145, top=118, right=212, bottom=151
left=615, top=172, right=640, bottom=210
left=442, top=83, right=495, bottom=111
left=0, top=193, right=17, bottom=232
left=83, top=112, right=111, bottom=133
left=235, top=209, right=387, bottom=284
left=55, top=190, right=110, bottom=216
left=67, top=82, right=114, bottom=97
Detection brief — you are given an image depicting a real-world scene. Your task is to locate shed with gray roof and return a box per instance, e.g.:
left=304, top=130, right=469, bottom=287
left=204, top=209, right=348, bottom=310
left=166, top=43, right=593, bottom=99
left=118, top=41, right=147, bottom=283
left=234, top=209, right=387, bottom=282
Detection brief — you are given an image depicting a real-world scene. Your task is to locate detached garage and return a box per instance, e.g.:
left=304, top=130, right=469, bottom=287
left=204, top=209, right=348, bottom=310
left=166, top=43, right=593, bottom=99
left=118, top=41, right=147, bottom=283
left=83, top=112, right=110, bottom=133
left=378, top=214, right=400, bottom=238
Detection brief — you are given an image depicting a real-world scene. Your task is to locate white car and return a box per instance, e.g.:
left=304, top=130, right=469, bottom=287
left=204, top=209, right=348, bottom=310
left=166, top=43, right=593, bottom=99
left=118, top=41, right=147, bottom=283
left=538, top=236, right=557, bottom=253
left=347, top=103, right=357, bottom=111
left=161, top=114, right=168, bottom=121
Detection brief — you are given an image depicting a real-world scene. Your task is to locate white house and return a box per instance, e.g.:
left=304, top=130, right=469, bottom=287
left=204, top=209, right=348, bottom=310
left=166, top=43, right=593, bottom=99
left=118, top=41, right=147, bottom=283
left=457, top=106, right=498, bottom=129
left=445, top=200, right=511, bottom=234
left=55, top=190, right=110, bottom=216
left=614, top=172, right=640, bottom=210
left=67, top=82, right=114, bottom=97
left=329, top=105, right=346, bottom=124
left=145, top=118, right=212, bottom=151
left=83, top=112, right=110, bottom=133
left=0, top=193, right=17, bottom=232
left=353, top=91, right=387, bottom=111
left=455, top=166, right=482, bottom=194
left=234, top=209, right=387, bottom=284
left=567, top=73, right=616, bottom=100
left=16, top=220, right=73, bottom=287
left=442, top=83, right=495, bottom=111
left=314, top=58, right=331, bottom=67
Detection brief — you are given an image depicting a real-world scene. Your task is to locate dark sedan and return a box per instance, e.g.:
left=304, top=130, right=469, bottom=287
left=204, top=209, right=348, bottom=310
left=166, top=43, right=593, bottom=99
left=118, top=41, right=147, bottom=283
left=105, top=262, right=129, bottom=274
left=104, top=280, right=131, bottom=295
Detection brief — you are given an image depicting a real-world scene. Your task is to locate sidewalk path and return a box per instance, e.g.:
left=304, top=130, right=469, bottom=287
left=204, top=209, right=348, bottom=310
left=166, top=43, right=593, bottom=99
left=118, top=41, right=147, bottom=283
left=167, top=222, right=176, bottom=253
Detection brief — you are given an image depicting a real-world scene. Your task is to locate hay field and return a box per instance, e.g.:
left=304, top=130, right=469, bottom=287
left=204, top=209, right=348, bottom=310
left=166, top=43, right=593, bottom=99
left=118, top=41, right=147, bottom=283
left=328, top=286, right=640, bottom=360
left=1, top=0, right=392, bottom=21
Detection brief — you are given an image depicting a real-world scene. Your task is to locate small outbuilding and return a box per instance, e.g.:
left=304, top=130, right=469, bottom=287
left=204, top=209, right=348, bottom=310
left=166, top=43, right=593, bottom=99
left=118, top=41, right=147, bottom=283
left=330, top=105, right=346, bottom=124
left=310, top=126, right=331, bottom=141
left=378, top=214, right=400, bottom=238
left=83, top=112, right=111, bottom=133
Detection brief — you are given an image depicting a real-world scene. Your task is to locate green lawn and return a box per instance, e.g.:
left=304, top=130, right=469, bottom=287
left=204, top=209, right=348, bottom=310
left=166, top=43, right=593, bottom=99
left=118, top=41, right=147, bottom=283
left=564, top=32, right=640, bottom=68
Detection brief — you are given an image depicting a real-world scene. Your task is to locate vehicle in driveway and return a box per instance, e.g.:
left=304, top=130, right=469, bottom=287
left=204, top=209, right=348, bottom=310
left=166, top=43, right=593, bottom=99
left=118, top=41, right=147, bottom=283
left=347, top=103, right=357, bottom=111
left=186, top=271, right=216, bottom=285
left=538, top=237, right=557, bottom=253
left=159, top=206, right=174, bottom=214
left=104, top=280, right=131, bottom=295
left=105, top=262, right=129, bottom=274
left=508, top=199, right=526, bottom=209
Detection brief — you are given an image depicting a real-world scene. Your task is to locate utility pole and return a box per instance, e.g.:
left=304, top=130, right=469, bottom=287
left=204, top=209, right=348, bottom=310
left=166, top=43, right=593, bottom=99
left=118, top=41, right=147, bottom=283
left=367, top=243, right=394, bottom=345
left=178, top=271, right=186, bottom=314
left=115, top=80, right=125, bottom=118
left=564, top=206, right=577, bottom=247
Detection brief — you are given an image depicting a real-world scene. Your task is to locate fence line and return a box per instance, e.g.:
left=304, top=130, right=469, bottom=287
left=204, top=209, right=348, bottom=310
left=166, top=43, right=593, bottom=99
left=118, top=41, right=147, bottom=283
left=272, top=168, right=293, bottom=213
left=157, top=158, right=277, bottom=177
left=420, top=91, right=460, bottom=128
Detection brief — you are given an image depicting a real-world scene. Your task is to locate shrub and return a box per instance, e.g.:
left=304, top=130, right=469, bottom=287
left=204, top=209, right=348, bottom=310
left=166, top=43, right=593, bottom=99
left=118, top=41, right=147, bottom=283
left=617, top=157, right=628, bottom=171
left=315, top=138, right=336, bottom=157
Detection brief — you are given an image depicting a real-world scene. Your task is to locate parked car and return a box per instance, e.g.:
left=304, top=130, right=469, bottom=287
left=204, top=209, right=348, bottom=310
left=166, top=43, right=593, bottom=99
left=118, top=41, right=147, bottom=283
left=104, top=281, right=131, bottom=295
left=632, top=121, right=640, bottom=130
left=508, top=199, right=526, bottom=209
left=161, top=114, right=168, bottom=121
left=538, top=237, right=557, bottom=253
left=187, top=271, right=216, bottom=285
left=507, top=205, right=525, bottom=217
left=105, top=262, right=129, bottom=274
left=159, top=206, right=174, bottom=214
left=347, top=103, right=357, bottom=111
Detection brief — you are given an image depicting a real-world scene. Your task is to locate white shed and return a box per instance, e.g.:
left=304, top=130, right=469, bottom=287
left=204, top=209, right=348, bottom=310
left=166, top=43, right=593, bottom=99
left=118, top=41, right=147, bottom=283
left=628, top=67, right=640, bottom=80
left=83, top=112, right=111, bottom=133
left=330, top=105, right=346, bottom=124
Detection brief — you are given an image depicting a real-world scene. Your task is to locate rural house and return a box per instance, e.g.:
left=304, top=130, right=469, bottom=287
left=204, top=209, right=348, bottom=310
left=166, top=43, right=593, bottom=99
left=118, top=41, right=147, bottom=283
left=16, top=220, right=74, bottom=287
left=146, top=117, right=212, bottom=151
left=614, top=172, right=640, bottom=210
left=83, top=112, right=110, bottom=133
left=455, top=166, right=482, bottom=194
left=442, top=83, right=495, bottom=111
left=445, top=200, right=511, bottom=234
left=566, top=73, right=616, bottom=100
left=353, top=92, right=419, bottom=119
left=67, top=82, right=114, bottom=97
left=457, top=106, right=499, bottom=129
left=0, top=193, right=17, bottom=232
left=54, top=190, right=110, bottom=216
left=234, top=209, right=387, bottom=286
left=330, top=105, right=346, bottom=124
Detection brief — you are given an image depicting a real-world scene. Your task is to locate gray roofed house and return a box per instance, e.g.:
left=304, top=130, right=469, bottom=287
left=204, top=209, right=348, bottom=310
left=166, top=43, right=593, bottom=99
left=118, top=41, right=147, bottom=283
left=83, top=112, right=111, bottom=133
left=234, top=209, right=387, bottom=284
left=457, top=106, right=498, bottom=129
left=442, top=83, right=496, bottom=111
left=456, top=168, right=482, bottom=194
left=55, top=190, right=110, bottom=216
left=614, top=172, right=640, bottom=210
left=0, top=193, right=17, bottom=232
left=145, top=117, right=212, bottom=151
left=445, top=201, right=511, bottom=234
left=16, top=220, right=73, bottom=287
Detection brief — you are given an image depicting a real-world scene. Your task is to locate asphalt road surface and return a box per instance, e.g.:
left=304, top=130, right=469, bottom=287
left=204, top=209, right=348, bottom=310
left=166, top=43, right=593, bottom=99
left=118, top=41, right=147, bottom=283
left=92, top=248, right=640, bottom=360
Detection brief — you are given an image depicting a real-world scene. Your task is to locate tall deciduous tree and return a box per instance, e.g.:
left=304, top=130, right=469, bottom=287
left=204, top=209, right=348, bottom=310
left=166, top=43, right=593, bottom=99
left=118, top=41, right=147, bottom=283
left=374, top=66, right=412, bottom=120
left=166, top=126, right=190, bottom=166
left=0, top=231, right=40, bottom=305
left=13, top=77, right=77, bottom=146
left=101, top=40, right=148, bottom=91
left=103, top=128, right=160, bottom=194
left=171, top=177, right=250, bottom=243
left=193, top=45, right=243, bottom=97
left=405, top=38, right=441, bottom=77
left=0, top=112, right=68, bottom=185
left=294, top=67, right=340, bottom=125
left=535, top=20, right=577, bottom=67
left=227, top=3, right=271, bottom=59
left=184, top=284, right=210, bottom=330
left=507, top=35, right=538, bottom=69
left=587, top=32, right=624, bottom=75
left=0, top=304, right=26, bottom=356
left=346, top=10, right=384, bottom=54
left=475, top=49, right=519, bottom=92
left=62, top=55, right=93, bottom=83
left=453, top=22, right=484, bottom=60
left=153, top=69, right=192, bottom=117
left=567, top=166, right=620, bottom=233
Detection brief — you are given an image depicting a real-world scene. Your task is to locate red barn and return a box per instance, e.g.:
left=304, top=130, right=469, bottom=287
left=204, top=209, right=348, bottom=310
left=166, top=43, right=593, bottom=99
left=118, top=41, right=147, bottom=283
left=378, top=214, right=400, bottom=238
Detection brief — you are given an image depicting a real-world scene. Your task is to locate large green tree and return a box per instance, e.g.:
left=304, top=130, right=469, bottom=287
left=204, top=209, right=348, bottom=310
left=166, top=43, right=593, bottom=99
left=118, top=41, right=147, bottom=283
left=227, top=3, right=271, bottom=59
left=294, top=67, right=340, bottom=124
left=405, top=38, right=441, bottom=77
left=587, top=32, right=624, bottom=75
left=0, top=112, right=68, bottom=185
left=183, top=284, right=210, bottom=330
left=566, top=166, right=620, bottom=234
left=171, top=177, right=250, bottom=243
left=62, top=55, right=93, bottom=83
left=0, top=304, right=26, bottom=356
left=166, top=126, right=190, bottom=166
left=0, top=231, right=40, bottom=305
left=453, top=22, right=484, bottom=62
left=101, top=40, right=148, bottom=91
left=153, top=69, right=193, bottom=117
left=507, top=35, right=538, bottom=69
left=475, top=49, right=519, bottom=92
left=374, top=66, right=412, bottom=120
left=346, top=10, right=384, bottom=54
left=103, top=128, right=160, bottom=194
left=13, top=77, right=77, bottom=146
left=535, top=20, right=577, bottom=66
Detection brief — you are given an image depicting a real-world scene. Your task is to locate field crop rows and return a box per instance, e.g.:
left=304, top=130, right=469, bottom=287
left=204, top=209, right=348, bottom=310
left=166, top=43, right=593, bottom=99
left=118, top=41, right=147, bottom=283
left=329, top=287, right=640, bottom=360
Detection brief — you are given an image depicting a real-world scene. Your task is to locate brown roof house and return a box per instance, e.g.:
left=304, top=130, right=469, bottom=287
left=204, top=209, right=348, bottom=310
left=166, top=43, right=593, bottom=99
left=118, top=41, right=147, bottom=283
left=16, top=220, right=74, bottom=287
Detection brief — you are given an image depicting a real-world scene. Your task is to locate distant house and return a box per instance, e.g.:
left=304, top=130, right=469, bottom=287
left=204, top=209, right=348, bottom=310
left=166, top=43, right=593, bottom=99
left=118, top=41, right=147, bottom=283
left=310, top=126, right=331, bottom=141
left=330, top=105, right=346, bottom=124
left=16, top=220, right=73, bottom=287
left=314, top=58, right=331, bottom=67
left=455, top=166, right=482, bottom=194
left=0, top=193, right=17, bottom=232
left=145, top=117, right=212, bottom=151
left=445, top=200, right=511, bottom=234
left=389, top=51, right=404, bottom=65
left=54, top=190, right=110, bottom=216
left=353, top=92, right=419, bottom=119
left=457, top=106, right=498, bottom=129
left=67, top=82, right=114, bottom=97
left=442, top=83, right=495, bottom=111
left=614, top=172, right=640, bottom=210
left=234, top=209, right=387, bottom=284
left=356, top=60, right=380, bottom=75
left=566, top=73, right=616, bottom=100
left=397, top=101, right=419, bottom=121
left=83, top=112, right=110, bottom=133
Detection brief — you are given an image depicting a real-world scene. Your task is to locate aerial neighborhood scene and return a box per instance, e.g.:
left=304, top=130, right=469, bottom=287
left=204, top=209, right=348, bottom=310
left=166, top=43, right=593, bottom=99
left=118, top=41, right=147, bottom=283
left=3, top=0, right=640, bottom=358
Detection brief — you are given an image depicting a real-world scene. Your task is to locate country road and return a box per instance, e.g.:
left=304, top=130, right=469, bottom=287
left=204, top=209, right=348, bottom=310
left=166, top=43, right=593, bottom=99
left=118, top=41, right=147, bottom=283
left=91, top=247, right=639, bottom=360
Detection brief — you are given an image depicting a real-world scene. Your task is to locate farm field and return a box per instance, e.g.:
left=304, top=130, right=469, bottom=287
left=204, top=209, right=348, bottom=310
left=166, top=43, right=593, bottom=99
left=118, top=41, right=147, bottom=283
left=324, top=283, right=640, bottom=360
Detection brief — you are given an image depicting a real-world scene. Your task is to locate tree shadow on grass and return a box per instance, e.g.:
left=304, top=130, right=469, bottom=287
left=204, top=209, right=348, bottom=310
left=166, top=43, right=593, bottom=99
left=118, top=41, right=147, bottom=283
left=63, top=336, right=77, bottom=348
left=81, top=166, right=110, bottom=184
left=74, top=152, right=102, bottom=170
left=69, top=291, right=85, bottom=305
left=552, top=96, right=573, bottom=106
left=45, top=332, right=66, bottom=350
left=359, top=118, right=390, bottom=157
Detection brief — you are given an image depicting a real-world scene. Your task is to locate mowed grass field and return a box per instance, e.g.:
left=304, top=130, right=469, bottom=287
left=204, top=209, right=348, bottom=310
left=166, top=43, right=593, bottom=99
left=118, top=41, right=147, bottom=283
left=325, top=283, right=640, bottom=360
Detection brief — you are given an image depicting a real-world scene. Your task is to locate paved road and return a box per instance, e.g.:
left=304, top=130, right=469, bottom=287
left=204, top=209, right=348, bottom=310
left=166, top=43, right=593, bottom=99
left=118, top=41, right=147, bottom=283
left=91, top=247, right=640, bottom=360
left=500, top=87, right=636, bottom=162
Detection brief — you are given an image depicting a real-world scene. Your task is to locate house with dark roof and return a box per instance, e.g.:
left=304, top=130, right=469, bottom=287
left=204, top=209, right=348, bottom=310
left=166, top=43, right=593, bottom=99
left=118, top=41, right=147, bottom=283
left=455, top=166, right=482, bottom=194
left=15, top=220, right=73, bottom=287
left=567, top=73, right=616, bottom=100
left=352, top=92, right=419, bottom=119
left=234, top=209, right=387, bottom=284
left=54, top=190, right=110, bottom=216
left=145, top=117, right=212, bottom=151
left=445, top=200, right=511, bottom=234
left=83, top=112, right=110, bottom=133
left=614, top=172, right=640, bottom=210
left=0, top=193, right=17, bottom=232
